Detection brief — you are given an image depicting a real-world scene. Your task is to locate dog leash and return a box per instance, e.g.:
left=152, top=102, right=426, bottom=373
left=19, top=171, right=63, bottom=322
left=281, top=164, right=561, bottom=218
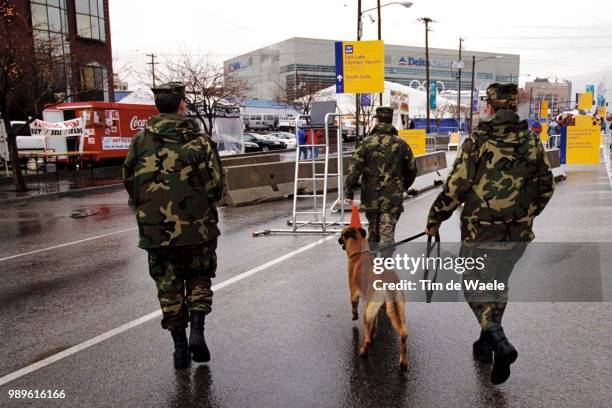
left=373, top=232, right=441, bottom=303
left=422, top=234, right=441, bottom=303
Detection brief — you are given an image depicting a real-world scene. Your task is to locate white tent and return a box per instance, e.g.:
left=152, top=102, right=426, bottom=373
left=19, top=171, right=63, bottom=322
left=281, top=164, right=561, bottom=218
left=315, top=81, right=467, bottom=119
left=117, top=87, right=155, bottom=105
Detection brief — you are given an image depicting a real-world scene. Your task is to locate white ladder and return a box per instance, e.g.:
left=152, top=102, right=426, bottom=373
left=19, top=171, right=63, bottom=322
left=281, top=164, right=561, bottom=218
left=288, top=113, right=348, bottom=233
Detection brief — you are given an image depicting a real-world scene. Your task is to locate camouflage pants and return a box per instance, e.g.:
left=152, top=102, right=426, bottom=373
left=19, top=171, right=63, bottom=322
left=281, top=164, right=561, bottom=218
left=365, top=212, right=400, bottom=253
left=147, top=241, right=217, bottom=330
left=460, top=243, right=527, bottom=331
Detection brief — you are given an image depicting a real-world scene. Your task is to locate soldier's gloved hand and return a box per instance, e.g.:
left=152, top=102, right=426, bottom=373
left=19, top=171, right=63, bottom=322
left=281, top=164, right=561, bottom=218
left=425, top=222, right=440, bottom=237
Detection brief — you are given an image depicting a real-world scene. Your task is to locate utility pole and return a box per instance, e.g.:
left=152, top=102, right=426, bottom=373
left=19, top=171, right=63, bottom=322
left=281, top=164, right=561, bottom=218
left=377, top=0, right=383, bottom=106
left=419, top=18, right=433, bottom=133
left=457, top=37, right=463, bottom=131
left=356, top=0, right=362, bottom=144
left=146, top=53, right=158, bottom=88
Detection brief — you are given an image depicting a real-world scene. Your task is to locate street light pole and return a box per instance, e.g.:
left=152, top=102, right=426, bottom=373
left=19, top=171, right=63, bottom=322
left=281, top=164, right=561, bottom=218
left=457, top=37, right=463, bottom=131
left=419, top=17, right=433, bottom=134
left=469, top=55, right=501, bottom=132
left=469, top=55, right=475, bottom=133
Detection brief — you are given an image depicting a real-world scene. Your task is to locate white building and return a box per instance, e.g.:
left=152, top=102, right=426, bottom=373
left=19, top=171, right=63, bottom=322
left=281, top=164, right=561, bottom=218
left=225, top=37, right=520, bottom=101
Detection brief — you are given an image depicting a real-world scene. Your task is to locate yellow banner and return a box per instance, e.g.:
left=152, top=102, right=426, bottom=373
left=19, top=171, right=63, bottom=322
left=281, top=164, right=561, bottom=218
left=578, top=93, right=593, bottom=110
left=540, top=101, right=548, bottom=118
left=540, top=123, right=549, bottom=143
left=399, top=129, right=426, bottom=156
left=341, top=40, right=384, bottom=94
left=575, top=115, right=595, bottom=127
left=597, top=107, right=607, bottom=118
left=566, top=125, right=600, bottom=164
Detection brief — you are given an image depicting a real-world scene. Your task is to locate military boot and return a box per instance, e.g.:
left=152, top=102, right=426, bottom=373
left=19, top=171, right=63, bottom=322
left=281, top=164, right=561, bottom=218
left=472, top=329, right=493, bottom=364
left=170, top=328, right=190, bottom=369
left=189, top=312, right=210, bottom=363
left=486, top=325, right=518, bottom=385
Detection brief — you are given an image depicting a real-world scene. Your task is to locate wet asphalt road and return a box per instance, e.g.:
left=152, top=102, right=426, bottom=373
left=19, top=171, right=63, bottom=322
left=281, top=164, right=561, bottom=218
left=0, top=159, right=610, bottom=407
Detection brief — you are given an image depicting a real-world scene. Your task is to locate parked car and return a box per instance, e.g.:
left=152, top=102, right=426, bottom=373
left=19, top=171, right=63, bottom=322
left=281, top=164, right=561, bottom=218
left=244, top=133, right=286, bottom=151
left=243, top=140, right=261, bottom=153
left=269, top=132, right=296, bottom=148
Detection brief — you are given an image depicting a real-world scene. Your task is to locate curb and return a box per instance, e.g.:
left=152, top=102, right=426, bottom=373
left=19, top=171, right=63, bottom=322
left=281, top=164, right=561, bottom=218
left=0, top=183, right=125, bottom=208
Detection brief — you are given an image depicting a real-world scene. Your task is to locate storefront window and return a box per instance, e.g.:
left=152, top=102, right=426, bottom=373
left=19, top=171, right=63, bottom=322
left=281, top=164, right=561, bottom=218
left=75, top=0, right=106, bottom=42
left=80, top=64, right=109, bottom=101
left=30, top=0, right=71, bottom=101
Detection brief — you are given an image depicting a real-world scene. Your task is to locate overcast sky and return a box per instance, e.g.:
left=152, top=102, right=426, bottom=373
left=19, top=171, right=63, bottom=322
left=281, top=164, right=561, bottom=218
left=110, top=0, right=612, bottom=89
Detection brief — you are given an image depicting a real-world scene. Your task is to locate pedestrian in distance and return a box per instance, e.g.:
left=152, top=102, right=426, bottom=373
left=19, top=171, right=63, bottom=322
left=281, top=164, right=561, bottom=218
left=298, top=126, right=309, bottom=160
left=426, top=83, right=554, bottom=385
left=123, top=82, right=224, bottom=369
left=345, top=107, right=418, bottom=254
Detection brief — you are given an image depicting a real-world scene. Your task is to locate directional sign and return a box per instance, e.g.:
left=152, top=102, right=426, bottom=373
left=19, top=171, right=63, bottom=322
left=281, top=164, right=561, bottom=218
left=399, top=129, right=426, bottom=156
left=335, top=40, right=384, bottom=94
left=540, top=101, right=548, bottom=118
left=578, top=92, right=593, bottom=110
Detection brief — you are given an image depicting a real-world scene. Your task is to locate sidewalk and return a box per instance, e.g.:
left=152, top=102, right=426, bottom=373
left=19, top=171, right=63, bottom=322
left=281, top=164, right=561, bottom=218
left=0, top=166, right=124, bottom=205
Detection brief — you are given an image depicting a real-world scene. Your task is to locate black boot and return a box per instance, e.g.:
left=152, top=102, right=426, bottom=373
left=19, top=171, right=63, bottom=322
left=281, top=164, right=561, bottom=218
left=171, top=328, right=190, bottom=369
left=189, top=312, right=210, bottom=363
left=473, top=329, right=493, bottom=364
left=486, top=325, right=518, bottom=385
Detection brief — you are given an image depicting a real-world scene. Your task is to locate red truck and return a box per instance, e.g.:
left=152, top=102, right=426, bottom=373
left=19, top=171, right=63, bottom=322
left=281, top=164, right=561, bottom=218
left=41, top=101, right=159, bottom=163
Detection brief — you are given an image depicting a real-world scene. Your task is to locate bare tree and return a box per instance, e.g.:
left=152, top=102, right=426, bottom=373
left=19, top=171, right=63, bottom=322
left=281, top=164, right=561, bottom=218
left=161, top=54, right=250, bottom=135
left=275, top=75, right=332, bottom=116
left=431, top=102, right=454, bottom=130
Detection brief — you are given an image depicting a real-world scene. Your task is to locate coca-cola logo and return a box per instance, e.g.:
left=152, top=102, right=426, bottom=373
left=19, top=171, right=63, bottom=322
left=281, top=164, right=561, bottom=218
left=129, top=116, right=150, bottom=131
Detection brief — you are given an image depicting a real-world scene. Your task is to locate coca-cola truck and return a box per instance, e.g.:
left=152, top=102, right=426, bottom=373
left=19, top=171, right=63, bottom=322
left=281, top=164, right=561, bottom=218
left=41, top=101, right=159, bottom=163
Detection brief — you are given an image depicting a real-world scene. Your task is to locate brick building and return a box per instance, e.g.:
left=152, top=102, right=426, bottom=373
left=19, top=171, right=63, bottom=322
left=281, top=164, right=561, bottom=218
left=524, top=78, right=572, bottom=114
left=3, top=0, right=114, bottom=112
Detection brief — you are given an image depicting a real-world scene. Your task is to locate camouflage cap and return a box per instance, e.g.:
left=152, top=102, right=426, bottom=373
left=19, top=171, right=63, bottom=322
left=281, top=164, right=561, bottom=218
left=486, top=83, right=518, bottom=110
left=152, top=82, right=186, bottom=97
left=375, top=107, right=394, bottom=119
left=152, top=82, right=186, bottom=105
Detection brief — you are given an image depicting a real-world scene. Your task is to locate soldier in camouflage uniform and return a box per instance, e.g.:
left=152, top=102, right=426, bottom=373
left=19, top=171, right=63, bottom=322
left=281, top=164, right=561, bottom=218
left=345, top=107, right=418, bottom=254
left=123, top=82, right=224, bottom=369
left=426, top=83, right=554, bottom=384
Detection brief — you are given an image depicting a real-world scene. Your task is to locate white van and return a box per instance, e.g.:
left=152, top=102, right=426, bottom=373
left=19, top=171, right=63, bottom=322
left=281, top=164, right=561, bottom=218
left=243, top=114, right=278, bottom=131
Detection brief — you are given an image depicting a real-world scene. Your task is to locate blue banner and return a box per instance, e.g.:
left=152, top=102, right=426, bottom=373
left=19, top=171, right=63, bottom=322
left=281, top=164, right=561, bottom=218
left=429, top=82, right=437, bottom=110
left=334, top=41, right=344, bottom=94
left=559, top=126, right=567, bottom=165
left=360, top=94, right=371, bottom=107
left=471, top=89, right=479, bottom=112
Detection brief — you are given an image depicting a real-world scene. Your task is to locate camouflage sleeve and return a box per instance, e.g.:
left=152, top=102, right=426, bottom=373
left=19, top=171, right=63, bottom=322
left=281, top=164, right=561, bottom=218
left=401, top=142, right=417, bottom=190
left=198, top=136, right=225, bottom=205
left=426, top=138, right=476, bottom=233
left=122, top=133, right=140, bottom=202
left=344, top=142, right=366, bottom=200
left=534, top=140, right=554, bottom=215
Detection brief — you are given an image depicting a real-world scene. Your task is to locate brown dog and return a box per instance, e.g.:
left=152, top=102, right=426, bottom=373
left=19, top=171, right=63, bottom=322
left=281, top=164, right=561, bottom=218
left=338, top=226, right=409, bottom=371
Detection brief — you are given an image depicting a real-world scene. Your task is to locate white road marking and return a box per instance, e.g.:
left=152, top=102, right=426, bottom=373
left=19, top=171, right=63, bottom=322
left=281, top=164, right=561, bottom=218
left=0, top=228, right=138, bottom=263
left=0, top=187, right=439, bottom=385
left=0, top=234, right=336, bottom=386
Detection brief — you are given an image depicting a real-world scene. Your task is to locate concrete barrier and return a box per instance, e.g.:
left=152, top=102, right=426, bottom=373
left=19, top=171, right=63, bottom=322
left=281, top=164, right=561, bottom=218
left=546, top=148, right=560, bottom=169
left=223, top=151, right=448, bottom=207
left=221, top=153, right=280, bottom=167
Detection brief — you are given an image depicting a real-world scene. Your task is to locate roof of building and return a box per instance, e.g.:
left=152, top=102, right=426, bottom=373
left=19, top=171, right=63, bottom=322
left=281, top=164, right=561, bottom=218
left=242, top=99, right=294, bottom=110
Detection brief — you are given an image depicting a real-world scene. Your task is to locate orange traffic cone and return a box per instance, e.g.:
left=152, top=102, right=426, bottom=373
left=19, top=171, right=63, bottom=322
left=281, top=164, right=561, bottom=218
left=350, top=204, right=362, bottom=228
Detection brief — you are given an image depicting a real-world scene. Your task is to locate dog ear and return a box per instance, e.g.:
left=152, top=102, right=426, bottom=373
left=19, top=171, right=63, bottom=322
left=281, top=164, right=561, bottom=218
left=359, top=227, right=367, bottom=238
left=337, top=236, right=345, bottom=250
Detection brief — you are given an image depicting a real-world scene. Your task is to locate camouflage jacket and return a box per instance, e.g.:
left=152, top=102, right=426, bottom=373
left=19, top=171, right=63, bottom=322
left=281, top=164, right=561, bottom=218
left=122, top=114, right=224, bottom=249
left=427, top=110, right=554, bottom=242
left=345, top=123, right=417, bottom=213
